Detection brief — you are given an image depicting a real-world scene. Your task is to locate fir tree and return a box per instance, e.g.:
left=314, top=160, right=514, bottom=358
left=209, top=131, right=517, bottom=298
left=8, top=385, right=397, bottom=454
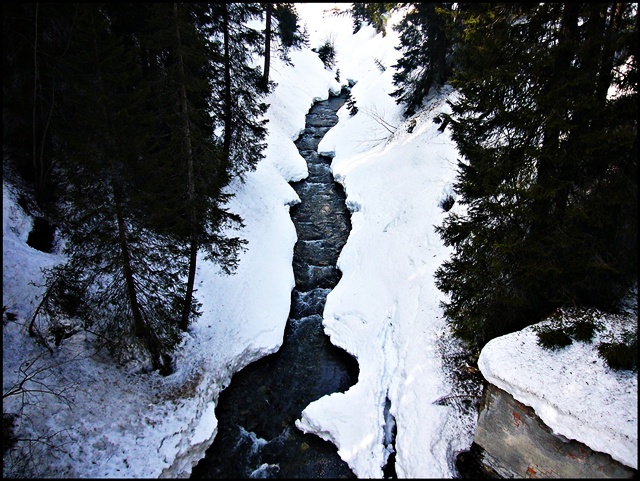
left=350, top=2, right=367, bottom=34
left=435, top=3, right=638, bottom=355
left=262, top=3, right=274, bottom=92
left=261, top=3, right=305, bottom=91
left=2, top=3, right=76, bottom=207
left=208, top=3, right=269, bottom=179
left=135, top=3, right=246, bottom=332
left=4, top=2, right=271, bottom=372
left=349, top=3, right=398, bottom=35
left=273, top=3, right=306, bottom=51
left=262, top=3, right=306, bottom=92
left=390, top=3, right=456, bottom=117
left=45, top=3, right=187, bottom=373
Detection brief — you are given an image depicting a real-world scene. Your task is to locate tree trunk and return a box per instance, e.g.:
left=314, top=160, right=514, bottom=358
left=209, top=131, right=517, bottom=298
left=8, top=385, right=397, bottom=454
left=32, top=3, right=39, bottom=200
left=262, top=3, right=272, bottom=92
left=594, top=3, right=625, bottom=106
left=222, top=4, right=233, bottom=156
left=30, top=3, right=58, bottom=207
left=89, top=9, right=164, bottom=369
left=536, top=3, right=579, bottom=222
left=173, top=3, right=198, bottom=332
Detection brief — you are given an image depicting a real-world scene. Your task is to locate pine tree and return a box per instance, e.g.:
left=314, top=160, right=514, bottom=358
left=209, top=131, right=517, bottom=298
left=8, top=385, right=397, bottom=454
left=45, top=3, right=186, bottom=373
left=349, top=3, right=398, bottom=35
left=273, top=3, right=306, bottom=52
left=262, top=3, right=273, bottom=92
left=390, top=3, right=456, bottom=117
left=207, top=3, right=269, bottom=179
left=134, top=3, right=246, bottom=332
left=262, top=2, right=307, bottom=90
left=435, top=3, right=637, bottom=355
left=350, top=2, right=367, bottom=34
left=5, top=3, right=262, bottom=372
left=2, top=3, right=75, bottom=207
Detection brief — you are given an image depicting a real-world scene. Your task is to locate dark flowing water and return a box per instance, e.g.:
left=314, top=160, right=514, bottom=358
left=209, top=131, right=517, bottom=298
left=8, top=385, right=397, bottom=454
left=190, top=92, right=359, bottom=479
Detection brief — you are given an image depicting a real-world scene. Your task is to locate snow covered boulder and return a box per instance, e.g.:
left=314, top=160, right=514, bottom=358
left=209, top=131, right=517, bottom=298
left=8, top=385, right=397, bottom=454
left=472, top=311, right=638, bottom=478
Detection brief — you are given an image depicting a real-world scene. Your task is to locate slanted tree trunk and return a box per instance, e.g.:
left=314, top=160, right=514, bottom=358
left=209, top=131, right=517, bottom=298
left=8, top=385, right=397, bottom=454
left=89, top=9, right=165, bottom=370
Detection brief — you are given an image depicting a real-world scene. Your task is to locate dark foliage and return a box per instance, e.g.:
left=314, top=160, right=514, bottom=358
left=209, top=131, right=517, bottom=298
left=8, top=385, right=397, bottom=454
left=346, top=93, right=358, bottom=116
left=2, top=3, right=77, bottom=207
left=435, top=3, right=638, bottom=355
left=314, top=38, right=337, bottom=69
left=261, top=3, right=307, bottom=91
left=3, top=412, right=18, bottom=464
left=439, top=194, right=455, bottom=213
left=598, top=339, right=638, bottom=371
left=349, top=3, right=398, bottom=35
left=533, top=307, right=636, bottom=371
left=536, top=327, right=573, bottom=350
left=26, top=217, right=56, bottom=253
left=390, top=3, right=457, bottom=117
left=208, top=3, right=269, bottom=179
left=273, top=3, right=307, bottom=51
left=568, top=320, right=600, bottom=343
left=3, top=307, right=18, bottom=322
left=4, top=2, right=272, bottom=373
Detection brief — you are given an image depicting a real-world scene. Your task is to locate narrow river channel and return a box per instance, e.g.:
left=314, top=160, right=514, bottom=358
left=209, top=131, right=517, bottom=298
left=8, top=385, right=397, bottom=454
left=190, top=92, right=359, bottom=479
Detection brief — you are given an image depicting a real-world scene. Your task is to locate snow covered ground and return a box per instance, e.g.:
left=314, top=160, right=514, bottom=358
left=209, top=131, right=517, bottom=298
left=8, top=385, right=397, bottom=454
left=3, top=3, right=637, bottom=478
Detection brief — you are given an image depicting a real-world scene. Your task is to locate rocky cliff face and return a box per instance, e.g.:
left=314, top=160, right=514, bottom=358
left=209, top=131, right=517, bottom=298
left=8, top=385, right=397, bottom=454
left=471, top=383, right=636, bottom=478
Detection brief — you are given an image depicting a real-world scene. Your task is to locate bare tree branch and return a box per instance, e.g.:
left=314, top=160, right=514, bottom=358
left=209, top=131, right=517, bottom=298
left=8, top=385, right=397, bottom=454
left=363, top=104, right=398, bottom=135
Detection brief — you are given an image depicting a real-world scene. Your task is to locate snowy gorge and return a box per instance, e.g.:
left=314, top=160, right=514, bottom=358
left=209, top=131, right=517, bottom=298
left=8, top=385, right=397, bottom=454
left=3, top=3, right=636, bottom=478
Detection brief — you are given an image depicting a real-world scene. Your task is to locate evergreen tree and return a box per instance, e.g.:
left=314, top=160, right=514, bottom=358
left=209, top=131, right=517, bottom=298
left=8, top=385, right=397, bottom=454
left=390, top=2, right=456, bottom=117
left=45, top=3, right=186, bottom=373
left=208, top=3, right=269, bottom=178
left=4, top=3, right=266, bottom=372
left=350, top=2, right=367, bottom=34
left=2, top=3, right=76, bottom=207
left=349, top=3, right=398, bottom=35
left=273, top=3, right=306, bottom=52
left=262, top=2, right=273, bottom=92
left=435, top=3, right=638, bottom=355
left=135, top=3, right=245, bottom=332
left=261, top=2, right=306, bottom=90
